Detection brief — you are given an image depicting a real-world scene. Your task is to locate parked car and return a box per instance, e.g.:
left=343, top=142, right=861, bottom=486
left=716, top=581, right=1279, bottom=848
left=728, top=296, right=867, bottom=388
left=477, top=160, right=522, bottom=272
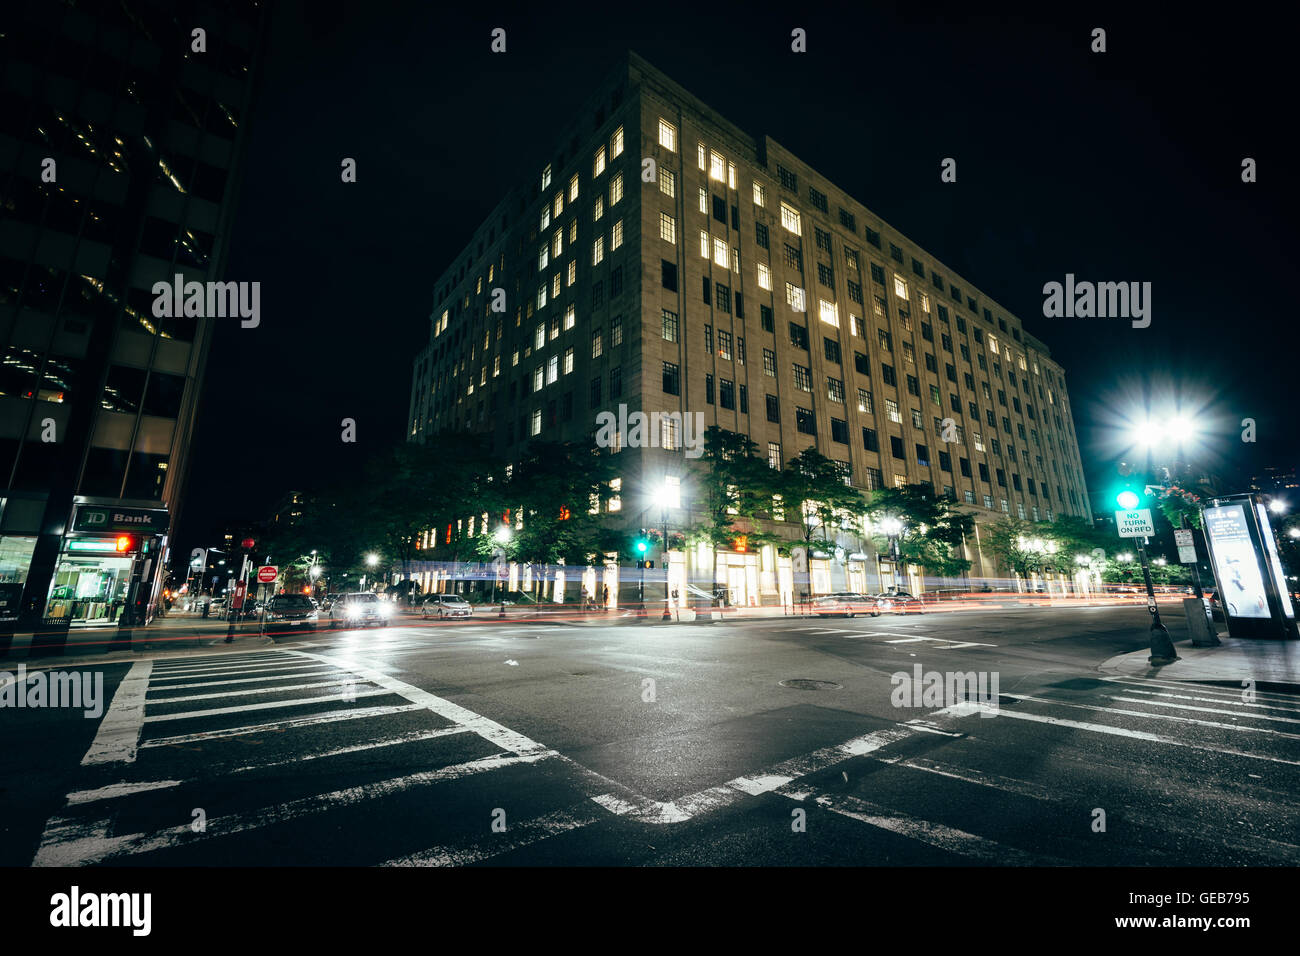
left=812, top=592, right=876, bottom=617
left=422, top=594, right=473, bottom=620
left=870, top=591, right=925, bottom=616
left=264, top=594, right=319, bottom=631
left=329, top=592, right=391, bottom=628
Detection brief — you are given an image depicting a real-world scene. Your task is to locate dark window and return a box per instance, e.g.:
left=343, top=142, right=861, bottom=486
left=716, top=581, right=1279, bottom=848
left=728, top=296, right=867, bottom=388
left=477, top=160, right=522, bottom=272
left=890, top=435, right=905, bottom=459
left=866, top=228, right=881, bottom=248
left=778, top=164, right=797, bottom=190
left=916, top=443, right=930, bottom=466
left=789, top=322, right=809, bottom=350
left=705, top=374, right=715, bottom=404
left=611, top=365, right=623, bottom=397
left=141, top=372, right=185, bottom=418
left=831, top=418, right=848, bottom=443
left=817, top=262, right=834, bottom=286
left=959, top=457, right=971, bottom=477
left=610, top=266, right=623, bottom=297
left=590, top=376, right=601, bottom=406
left=731, top=205, right=739, bottom=230
left=766, top=394, right=780, bottom=422
left=809, top=187, right=828, bottom=212
left=862, top=427, right=879, bottom=452
left=755, top=222, right=769, bottom=249
left=662, top=361, right=679, bottom=395
left=881, top=363, right=896, bottom=386
left=890, top=244, right=904, bottom=264
left=938, top=450, right=952, bottom=472
left=906, top=375, right=920, bottom=396
left=661, top=259, right=677, bottom=291
left=854, top=352, right=868, bottom=375
left=870, top=263, right=885, bottom=285
left=716, top=283, right=731, bottom=312
left=996, top=468, right=1007, bottom=487
left=823, top=337, right=841, bottom=363
left=703, top=277, right=711, bottom=304
left=713, top=195, right=726, bottom=223
left=796, top=406, right=816, bottom=434
left=912, top=258, right=926, bottom=278
left=839, top=208, right=856, bottom=231
left=720, top=378, right=735, bottom=409
left=760, top=304, right=774, bottom=332
left=739, top=385, right=748, bottom=414
left=979, top=462, right=990, bottom=483
left=735, top=292, right=744, bottom=318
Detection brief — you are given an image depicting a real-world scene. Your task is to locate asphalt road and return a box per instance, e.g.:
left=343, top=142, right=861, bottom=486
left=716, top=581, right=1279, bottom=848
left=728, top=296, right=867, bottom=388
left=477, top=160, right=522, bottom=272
left=3, top=603, right=1296, bottom=866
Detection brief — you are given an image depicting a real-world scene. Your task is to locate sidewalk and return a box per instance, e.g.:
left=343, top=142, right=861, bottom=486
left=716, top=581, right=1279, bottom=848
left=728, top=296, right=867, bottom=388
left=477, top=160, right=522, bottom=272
left=0, top=613, right=274, bottom=669
left=1100, top=634, right=1300, bottom=690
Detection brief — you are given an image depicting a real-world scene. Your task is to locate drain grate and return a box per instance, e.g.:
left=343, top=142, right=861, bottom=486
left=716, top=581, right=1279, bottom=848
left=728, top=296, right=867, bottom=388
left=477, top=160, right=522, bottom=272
left=779, top=679, right=843, bottom=691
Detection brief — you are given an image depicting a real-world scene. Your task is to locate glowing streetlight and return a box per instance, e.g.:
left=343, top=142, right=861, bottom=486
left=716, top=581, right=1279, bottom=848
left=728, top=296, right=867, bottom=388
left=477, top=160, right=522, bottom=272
left=365, top=553, right=379, bottom=567
left=1268, top=498, right=1287, bottom=514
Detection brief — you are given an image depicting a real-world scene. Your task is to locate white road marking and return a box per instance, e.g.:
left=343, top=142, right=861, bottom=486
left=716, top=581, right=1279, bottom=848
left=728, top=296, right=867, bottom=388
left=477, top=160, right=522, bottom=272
left=806, top=791, right=1064, bottom=865
left=884, top=636, right=997, bottom=647
left=148, top=661, right=326, bottom=681
left=141, top=701, right=430, bottom=747
left=141, top=687, right=395, bottom=723
left=383, top=802, right=607, bottom=866
left=1103, top=683, right=1300, bottom=714
left=965, top=703, right=1300, bottom=766
left=144, top=668, right=345, bottom=691
left=33, top=750, right=559, bottom=866
left=1104, top=694, right=1300, bottom=724
left=1107, top=676, right=1300, bottom=706
left=147, top=678, right=373, bottom=705
left=1002, top=693, right=1300, bottom=740
left=81, top=661, right=153, bottom=766
left=66, top=779, right=184, bottom=807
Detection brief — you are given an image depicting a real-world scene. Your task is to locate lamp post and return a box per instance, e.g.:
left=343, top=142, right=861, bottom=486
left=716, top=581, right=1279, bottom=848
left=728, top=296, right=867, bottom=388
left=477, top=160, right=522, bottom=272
left=656, top=481, right=678, bottom=621
left=492, top=525, right=511, bottom=617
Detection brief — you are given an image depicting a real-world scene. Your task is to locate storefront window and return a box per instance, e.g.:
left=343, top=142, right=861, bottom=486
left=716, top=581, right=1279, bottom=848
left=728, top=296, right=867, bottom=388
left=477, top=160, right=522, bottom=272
left=45, top=552, right=132, bottom=625
left=0, top=536, right=38, bottom=622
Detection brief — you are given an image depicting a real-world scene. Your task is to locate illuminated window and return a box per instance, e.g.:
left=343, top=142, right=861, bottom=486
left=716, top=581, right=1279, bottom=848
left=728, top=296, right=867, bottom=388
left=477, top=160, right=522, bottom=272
left=538, top=245, right=549, bottom=271
left=753, top=181, right=766, bottom=207
left=660, top=212, right=676, bottom=243
left=698, top=186, right=708, bottom=213
left=553, top=193, right=563, bottom=218
left=819, top=299, right=838, bottom=327
left=533, top=366, right=543, bottom=392
left=710, top=150, right=725, bottom=181
left=974, top=432, right=985, bottom=451
left=785, top=282, right=806, bottom=313
left=608, top=477, right=622, bottom=512
left=594, top=196, right=604, bottom=221
left=727, top=161, right=736, bottom=190
left=611, top=126, right=624, bottom=157
left=541, top=164, right=552, bottom=189
left=697, top=143, right=706, bottom=170
left=536, top=284, right=547, bottom=310
left=592, top=235, right=604, bottom=265
left=610, top=173, right=623, bottom=205
left=699, top=230, right=710, bottom=258
left=886, top=398, right=901, bottom=423
left=535, top=324, right=545, bottom=349
left=661, top=416, right=680, bottom=450
left=658, top=118, right=677, bottom=151
left=594, top=146, right=606, bottom=176
left=512, top=350, right=519, bottom=366
left=660, top=168, right=676, bottom=198
left=531, top=408, right=542, bottom=435
left=565, top=304, right=576, bottom=329
left=920, top=292, right=930, bottom=313
left=780, top=202, right=801, bottom=235
left=567, top=260, right=576, bottom=286
left=563, top=347, right=574, bottom=375
left=713, top=237, right=729, bottom=268
left=893, top=274, right=908, bottom=299
left=551, top=273, right=561, bottom=298
left=612, top=219, right=624, bottom=250
left=989, top=334, right=999, bottom=355
left=551, top=231, right=562, bottom=257
left=547, top=355, right=558, bottom=384
left=757, top=262, right=772, bottom=290
left=493, top=355, right=500, bottom=377
left=568, top=173, right=579, bottom=201
left=541, top=207, right=551, bottom=231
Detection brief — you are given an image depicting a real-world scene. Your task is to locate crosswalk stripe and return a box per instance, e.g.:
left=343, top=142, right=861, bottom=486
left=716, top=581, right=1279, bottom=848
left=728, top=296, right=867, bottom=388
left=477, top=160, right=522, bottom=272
left=804, top=791, right=1065, bottom=865
left=383, top=802, right=607, bottom=866
left=1002, top=693, right=1300, bottom=740
left=1107, top=676, right=1300, bottom=705
left=149, top=661, right=326, bottom=681
left=1104, top=695, right=1300, bottom=724
left=81, top=660, right=152, bottom=766
left=141, top=686, right=396, bottom=723
left=140, top=702, right=430, bottom=747
left=147, top=678, right=372, bottom=705
left=33, top=750, right=559, bottom=866
left=963, top=702, right=1300, bottom=766
left=145, top=668, right=345, bottom=691
left=1103, top=684, right=1300, bottom=714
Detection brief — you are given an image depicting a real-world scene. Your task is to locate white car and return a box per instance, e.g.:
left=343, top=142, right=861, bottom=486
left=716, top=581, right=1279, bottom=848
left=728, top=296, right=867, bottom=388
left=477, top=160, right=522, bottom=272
left=422, top=594, right=472, bottom=619
left=329, top=592, right=392, bottom=628
left=812, top=592, right=876, bottom=617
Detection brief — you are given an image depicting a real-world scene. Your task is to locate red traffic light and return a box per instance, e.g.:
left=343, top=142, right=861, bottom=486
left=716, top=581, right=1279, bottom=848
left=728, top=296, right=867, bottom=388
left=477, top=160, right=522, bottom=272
left=115, top=535, right=135, bottom=552
left=241, top=537, right=256, bottom=550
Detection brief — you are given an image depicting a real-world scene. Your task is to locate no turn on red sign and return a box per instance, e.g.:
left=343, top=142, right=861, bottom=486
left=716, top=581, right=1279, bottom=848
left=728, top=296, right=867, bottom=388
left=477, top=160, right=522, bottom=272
left=257, top=565, right=278, bottom=583
left=1115, top=509, right=1155, bottom=538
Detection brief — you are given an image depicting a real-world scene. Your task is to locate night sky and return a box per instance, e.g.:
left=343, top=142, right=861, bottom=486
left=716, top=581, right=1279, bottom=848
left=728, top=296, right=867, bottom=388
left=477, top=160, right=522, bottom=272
left=178, top=2, right=1299, bottom=553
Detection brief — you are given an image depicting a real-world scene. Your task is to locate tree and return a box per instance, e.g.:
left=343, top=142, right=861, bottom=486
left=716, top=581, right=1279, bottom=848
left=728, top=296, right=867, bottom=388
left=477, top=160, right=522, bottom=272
left=778, top=448, right=864, bottom=553
left=691, top=427, right=783, bottom=584
left=863, top=485, right=973, bottom=580
left=985, top=516, right=1048, bottom=580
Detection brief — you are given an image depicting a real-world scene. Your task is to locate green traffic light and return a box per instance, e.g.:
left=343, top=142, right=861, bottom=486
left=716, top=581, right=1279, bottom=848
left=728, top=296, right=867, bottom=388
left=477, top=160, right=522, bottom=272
left=636, top=541, right=648, bottom=553
left=1116, top=490, right=1140, bottom=510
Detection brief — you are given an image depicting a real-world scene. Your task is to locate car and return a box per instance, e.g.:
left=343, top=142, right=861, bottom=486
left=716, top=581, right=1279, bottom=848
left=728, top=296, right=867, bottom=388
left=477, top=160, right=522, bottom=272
left=812, top=592, right=876, bottom=617
left=422, top=594, right=473, bottom=619
left=263, top=594, right=319, bottom=630
left=870, top=590, right=926, bottom=616
left=329, top=592, right=391, bottom=628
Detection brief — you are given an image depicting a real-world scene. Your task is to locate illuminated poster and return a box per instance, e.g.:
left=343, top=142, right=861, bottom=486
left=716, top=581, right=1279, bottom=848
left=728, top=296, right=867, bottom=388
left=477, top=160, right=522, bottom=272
left=1256, top=504, right=1296, bottom=620
left=1203, top=505, right=1269, bottom=619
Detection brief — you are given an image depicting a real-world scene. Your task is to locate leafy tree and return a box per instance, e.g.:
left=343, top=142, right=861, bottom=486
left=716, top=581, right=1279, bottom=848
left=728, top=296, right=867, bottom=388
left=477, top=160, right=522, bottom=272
left=690, top=427, right=783, bottom=579
left=778, top=448, right=864, bottom=553
left=985, top=516, right=1049, bottom=579
left=863, top=485, right=973, bottom=579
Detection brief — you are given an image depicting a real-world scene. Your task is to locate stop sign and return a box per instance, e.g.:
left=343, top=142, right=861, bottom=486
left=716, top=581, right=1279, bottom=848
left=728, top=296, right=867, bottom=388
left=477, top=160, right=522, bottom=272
left=257, top=565, right=278, bottom=583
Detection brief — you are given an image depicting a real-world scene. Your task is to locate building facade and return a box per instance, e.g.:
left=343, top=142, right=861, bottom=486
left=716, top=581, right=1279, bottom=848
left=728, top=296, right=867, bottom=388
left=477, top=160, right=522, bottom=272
left=407, top=53, right=1090, bottom=605
left=0, top=1, right=265, bottom=646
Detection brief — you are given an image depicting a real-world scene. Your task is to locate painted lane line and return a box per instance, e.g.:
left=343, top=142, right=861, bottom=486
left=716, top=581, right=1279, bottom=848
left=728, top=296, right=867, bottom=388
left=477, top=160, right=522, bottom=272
left=141, top=686, right=396, bottom=723
left=81, top=660, right=153, bottom=766
left=805, top=791, right=1066, bottom=865
left=1107, top=676, right=1300, bottom=706
left=1002, top=693, right=1300, bottom=741
left=285, top=650, right=554, bottom=757
left=66, top=779, right=184, bottom=807
left=33, top=750, right=559, bottom=866
left=964, top=702, right=1300, bottom=766
left=1104, top=695, right=1300, bottom=724
left=885, top=637, right=930, bottom=644
left=140, top=701, right=430, bottom=747
left=146, top=678, right=375, bottom=705
left=383, top=802, right=607, bottom=867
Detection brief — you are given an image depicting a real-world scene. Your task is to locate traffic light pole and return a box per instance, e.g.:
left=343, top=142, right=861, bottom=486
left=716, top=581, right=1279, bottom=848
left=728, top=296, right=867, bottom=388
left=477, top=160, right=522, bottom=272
left=1137, top=536, right=1178, bottom=664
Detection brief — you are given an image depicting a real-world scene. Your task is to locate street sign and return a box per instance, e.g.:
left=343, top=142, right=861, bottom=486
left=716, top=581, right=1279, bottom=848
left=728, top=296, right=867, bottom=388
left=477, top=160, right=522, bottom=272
left=1115, top=508, right=1155, bottom=538
left=257, top=565, right=278, bottom=583
left=232, top=580, right=247, bottom=610
left=1174, top=529, right=1197, bottom=564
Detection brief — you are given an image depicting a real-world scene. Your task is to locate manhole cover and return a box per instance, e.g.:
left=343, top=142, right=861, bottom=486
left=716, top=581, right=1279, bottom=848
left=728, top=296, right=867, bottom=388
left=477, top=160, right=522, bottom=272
left=779, top=679, right=842, bottom=691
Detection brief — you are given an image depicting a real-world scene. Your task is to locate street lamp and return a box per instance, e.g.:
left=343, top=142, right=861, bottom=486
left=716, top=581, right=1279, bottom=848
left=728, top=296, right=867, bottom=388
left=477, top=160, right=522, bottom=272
left=878, top=517, right=905, bottom=594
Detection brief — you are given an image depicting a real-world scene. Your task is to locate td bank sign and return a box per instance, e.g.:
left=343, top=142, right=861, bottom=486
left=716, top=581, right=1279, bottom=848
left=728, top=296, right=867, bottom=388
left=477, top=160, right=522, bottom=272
left=73, top=506, right=169, bottom=534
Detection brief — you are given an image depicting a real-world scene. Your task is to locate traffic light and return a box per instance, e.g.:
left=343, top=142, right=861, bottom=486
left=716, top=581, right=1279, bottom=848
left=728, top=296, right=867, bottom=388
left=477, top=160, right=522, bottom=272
left=115, top=535, right=135, bottom=553
left=635, top=530, right=649, bottom=555
left=1116, top=490, right=1140, bottom=510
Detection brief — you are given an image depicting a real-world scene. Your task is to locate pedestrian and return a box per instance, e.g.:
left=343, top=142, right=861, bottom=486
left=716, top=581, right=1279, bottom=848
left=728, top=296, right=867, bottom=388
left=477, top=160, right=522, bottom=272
left=601, top=584, right=609, bottom=608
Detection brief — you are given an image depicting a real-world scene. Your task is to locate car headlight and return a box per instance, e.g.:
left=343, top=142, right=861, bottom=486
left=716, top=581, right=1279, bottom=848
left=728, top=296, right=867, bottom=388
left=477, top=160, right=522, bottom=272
left=378, top=603, right=392, bottom=616
left=346, top=604, right=361, bottom=618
